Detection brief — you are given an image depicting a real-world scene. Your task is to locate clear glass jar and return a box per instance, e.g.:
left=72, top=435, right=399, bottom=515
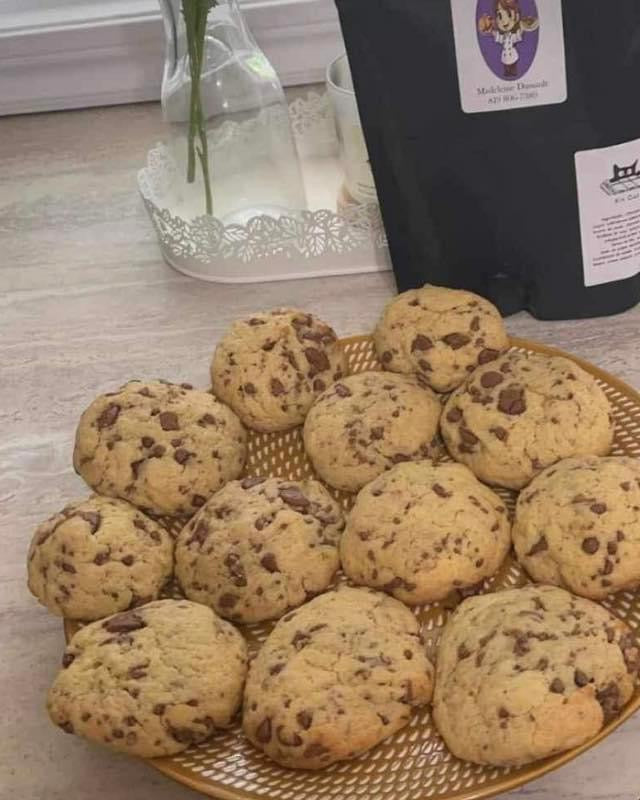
left=159, top=0, right=306, bottom=223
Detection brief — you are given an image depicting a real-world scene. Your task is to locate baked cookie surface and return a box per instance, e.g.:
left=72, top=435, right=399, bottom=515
left=374, top=285, right=508, bottom=392
left=303, top=371, right=442, bottom=492
left=433, top=585, right=638, bottom=767
left=340, top=461, right=511, bottom=603
left=211, top=309, right=347, bottom=432
left=441, top=351, right=614, bottom=489
left=514, top=456, right=640, bottom=599
left=175, top=477, right=345, bottom=623
left=243, top=586, right=434, bottom=769
left=73, top=380, right=246, bottom=516
left=27, top=495, right=173, bottom=620
left=48, top=599, right=248, bottom=758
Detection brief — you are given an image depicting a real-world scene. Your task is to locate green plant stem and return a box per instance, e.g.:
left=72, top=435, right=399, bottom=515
left=182, top=0, right=215, bottom=214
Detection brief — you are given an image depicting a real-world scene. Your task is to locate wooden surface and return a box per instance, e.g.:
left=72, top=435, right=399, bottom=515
left=1, top=99, right=640, bottom=800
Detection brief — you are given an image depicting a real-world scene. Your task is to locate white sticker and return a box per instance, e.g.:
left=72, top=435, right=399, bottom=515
left=575, top=138, right=640, bottom=288
left=450, top=0, right=567, bottom=114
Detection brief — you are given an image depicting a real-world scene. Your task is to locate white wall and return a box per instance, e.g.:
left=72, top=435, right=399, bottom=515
left=0, top=0, right=344, bottom=115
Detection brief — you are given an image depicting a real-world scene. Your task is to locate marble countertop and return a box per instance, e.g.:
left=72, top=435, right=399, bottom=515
left=1, top=100, right=640, bottom=800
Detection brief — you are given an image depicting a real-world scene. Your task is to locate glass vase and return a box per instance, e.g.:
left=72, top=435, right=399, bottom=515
left=159, top=0, right=306, bottom=223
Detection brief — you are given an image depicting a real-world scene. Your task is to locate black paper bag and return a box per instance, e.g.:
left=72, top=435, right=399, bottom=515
left=334, top=0, right=640, bottom=319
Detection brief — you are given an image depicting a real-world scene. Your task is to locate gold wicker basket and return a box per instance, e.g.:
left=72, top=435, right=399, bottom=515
left=64, top=335, right=640, bottom=800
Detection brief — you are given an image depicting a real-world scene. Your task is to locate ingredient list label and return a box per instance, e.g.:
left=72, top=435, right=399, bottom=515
left=575, top=138, right=640, bottom=287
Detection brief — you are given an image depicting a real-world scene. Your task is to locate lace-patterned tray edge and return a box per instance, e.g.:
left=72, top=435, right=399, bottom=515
left=138, top=92, right=390, bottom=282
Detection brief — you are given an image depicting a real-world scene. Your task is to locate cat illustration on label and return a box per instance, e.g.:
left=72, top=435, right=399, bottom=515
left=477, top=0, right=539, bottom=81
left=601, top=160, right=640, bottom=196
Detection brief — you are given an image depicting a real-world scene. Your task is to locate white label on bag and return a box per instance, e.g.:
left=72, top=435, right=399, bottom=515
left=450, top=0, right=567, bottom=114
left=575, top=138, right=640, bottom=287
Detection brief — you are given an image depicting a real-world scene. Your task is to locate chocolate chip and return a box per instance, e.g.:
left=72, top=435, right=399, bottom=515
left=574, top=669, right=590, bottom=687
left=443, top=333, right=470, bottom=349
left=224, top=553, right=247, bottom=587
left=480, top=371, right=503, bottom=388
left=526, top=535, right=548, bottom=556
left=270, top=378, right=286, bottom=396
left=536, top=657, right=549, bottom=670
left=130, top=459, right=145, bottom=478
left=304, top=348, right=330, bottom=373
left=370, top=426, right=384, bottom=440
left=78, top=511, right=101, bottom=534
left=94, top=552, right=109, bottom=565
left=550, top=678, right=565, bottom=694
left=432, top=483, right=451, bottom=498
left=303, top=742, right=329, bottom=758
left=103, top=612, right=146, bottom=633
left=218, top=593, right=238, bottom=609
left=498, top=707, right=509, bottom=719
left=127, top=664, right=148, bottom=680
left=59, top=721, right=74, bottom=734
left=241, top=476, right=266, bottom=490
left=381, top=351, right=393, bottom=364
left=62, top=652, right=75, bottom=668
left=152, top=704, right=165, bottom=715
left=150, top=444, right=166, bottom=458
left=617, top=530, right=626, bottom=542
left=121, top=555, right=135, bottom=566
left=297, top=710, right=313, bottom=729
left=141, top=436, right=155, bottom=448
left=244, top=383, right=257, bottom=395
left=255, top=718, right=272, bottom=743
left=269, top=663, right=285, bottom=676
left=97, top=403, right=120, bottom=429
left=607, top=541, right=618, bottom=556
left=168, top=726, right=198, bottom=744
left=174, top=448, right=191, bottom=465
left=596, top=683, right=621, bottom=722
left=602, top=558, right=614, bottom=575
left=192, top=494, right=206, bottom=507
left=582, top=537, right=599, bottom=554
left=457, top=644, right=471, bottom=660
left=278, top=486, right=310, bottom=512
left=497, top=387, right=526, bottom=415
left=418, top=359, right=432, bottom=372
left=260, top=553, right=279, bottom=573
left=590, top=503, right=607, bottom=515
left=158, top=411, right=179, bottom=431
left=459, top=427, right=479, bottom=446
left=490, top=426, right=508, bottom=441
left=446, top=407, right=463, bottom=423
left=334, top=383, right=352, bottom=398
left=411, top=334, right=433, bottom=352
left=621, top=482, right=631, bottom=492
left=478, top=348, right=499, bottom=365
left=292, top=631, right=311, bottom=650
left=313, top=378, right=326, bottom=392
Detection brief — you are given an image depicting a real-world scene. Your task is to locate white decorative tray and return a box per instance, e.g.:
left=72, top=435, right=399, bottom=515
left=138, top=92, right=390, bottom=283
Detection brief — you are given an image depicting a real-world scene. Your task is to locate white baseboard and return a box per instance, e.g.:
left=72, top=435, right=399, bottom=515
left=0, top=0, right=343, bottom=116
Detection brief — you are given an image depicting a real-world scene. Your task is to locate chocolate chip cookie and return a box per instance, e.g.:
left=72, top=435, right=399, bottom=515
left=303, top=371, right=442, bottom=492
left=27, top=495, right=173, bottom=621
left=175, top=477, right=345, bottom=623
left=514, top=456, right=640, bottom=599
left=340, top=461, right=511, bottom=603
left=243, top=586, right=434, bottom=769
left=440, top=351, right=614, bottom=489
left=48, top=599, right=248, bottom=757
left=433, top=585, right=638, bottom=767
left=374, top=285, right=509, bottom=392
left=73, top=380, right=247, bottom=516
left=211, top=309, right=347, bottom=432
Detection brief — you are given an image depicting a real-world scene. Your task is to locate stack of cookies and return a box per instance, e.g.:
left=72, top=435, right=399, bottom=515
left=27, top=287, right=640, bottom=773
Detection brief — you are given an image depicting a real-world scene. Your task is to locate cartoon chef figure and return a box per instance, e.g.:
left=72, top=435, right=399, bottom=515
left=479, top=0, right=539, bottom=79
